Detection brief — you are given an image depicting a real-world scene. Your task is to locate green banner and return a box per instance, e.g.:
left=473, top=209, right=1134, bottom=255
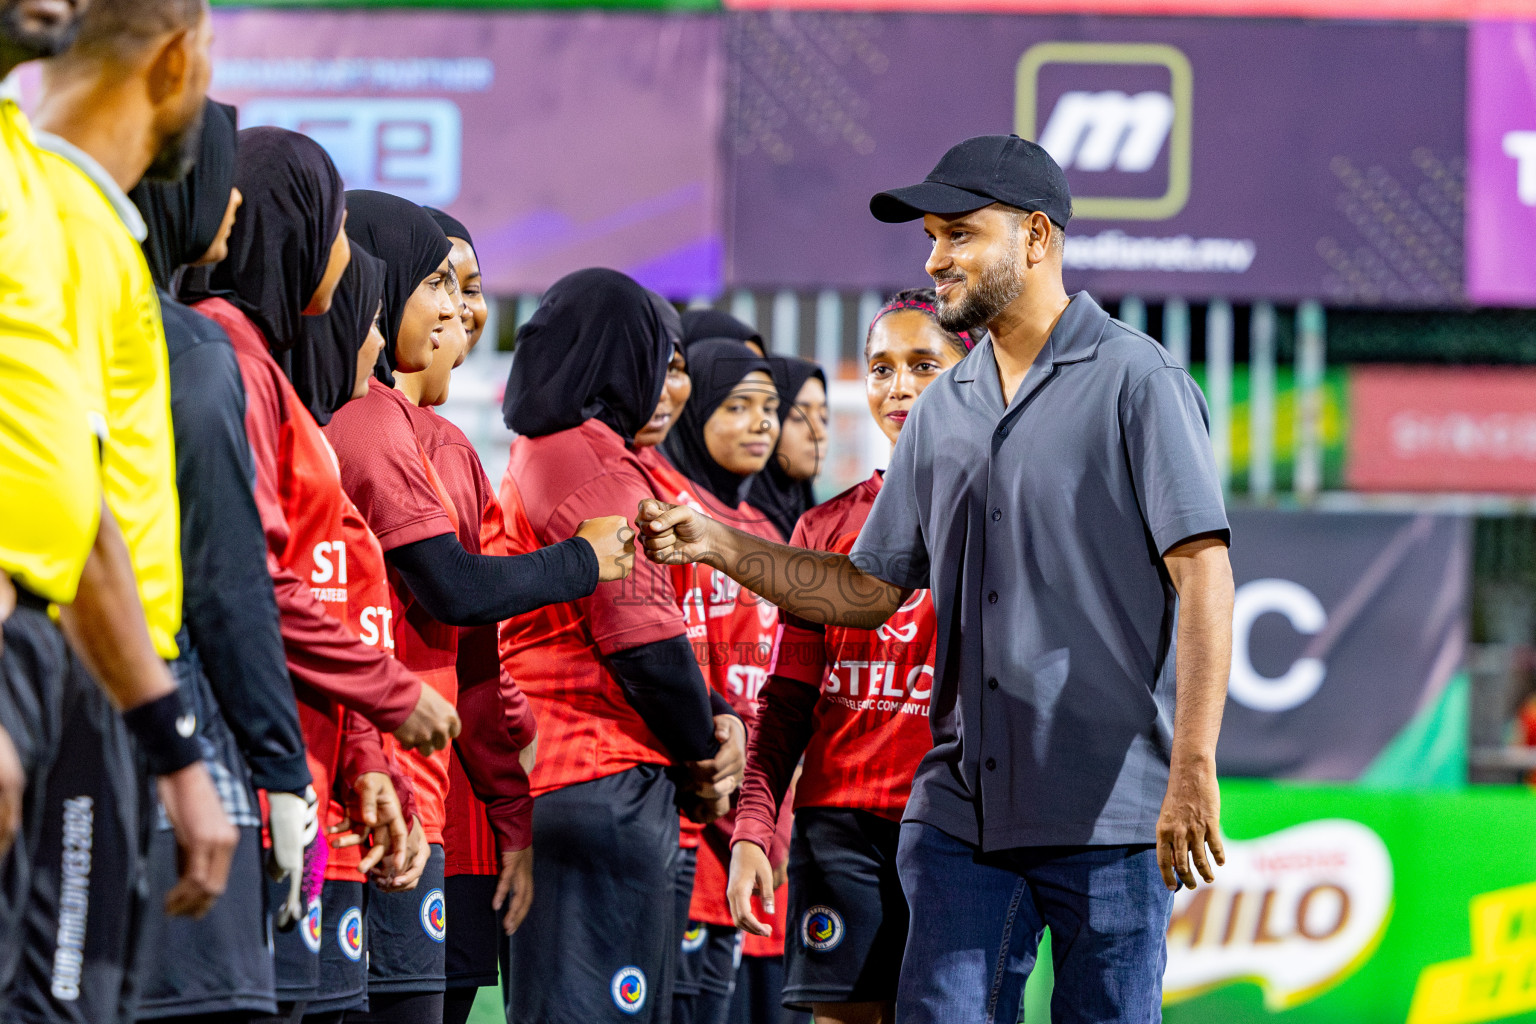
left=1185, top=365, right=1350, bottom=493
left=1024, top=782, right=1536, bottom=1024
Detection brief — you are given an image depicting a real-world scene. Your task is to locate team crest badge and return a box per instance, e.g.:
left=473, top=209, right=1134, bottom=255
left=301, top=898, right=323, bottom=953
left=681, top=923, right=706, bottom=954
left=419, top=888, right=446, bottom=943
left=338, top=906, right=364, bottom=961
left=611, top=966, right=647, bottom=1014
left=755, top=593, right=779, bottom=631
left=802, top=905, right=844, bottom=952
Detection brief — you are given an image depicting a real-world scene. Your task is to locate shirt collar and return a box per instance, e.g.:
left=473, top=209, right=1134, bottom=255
left=953, top=291, right=1109, bottom=383
left=0, top=72, right=22, bottom=105
left=32, top=130, right=148, bottom=242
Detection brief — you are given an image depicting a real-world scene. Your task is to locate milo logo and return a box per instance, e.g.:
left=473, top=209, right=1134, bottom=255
left=1164, top=819, right=1392, bottom=1009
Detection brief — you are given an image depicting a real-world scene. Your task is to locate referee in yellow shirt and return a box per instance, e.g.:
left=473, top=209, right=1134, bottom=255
left=0, top=0, right=234, bottom=1016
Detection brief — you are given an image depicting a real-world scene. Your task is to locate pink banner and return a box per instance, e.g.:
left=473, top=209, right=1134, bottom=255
left=1466, top=21, right=1536, bottom=307
left=1348, top=365, right=1536, bottom=493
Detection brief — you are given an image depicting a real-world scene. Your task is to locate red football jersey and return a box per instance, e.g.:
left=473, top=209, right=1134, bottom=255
left=326, top=380, right=461, bottom=846
left=412, top=406, right=537, bottom=874
left=637, top=449, right=784, bottom=927
left=734, top=472, right=936, bottom=859
left=202, top=298, right=416, bottom=883
left=498, top=420, right=687, bottom=797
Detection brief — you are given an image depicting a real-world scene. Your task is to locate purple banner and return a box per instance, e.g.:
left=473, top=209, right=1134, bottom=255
left=1467, top=21, right=1536, bottom=307
left=725, top=15, right=1466, bottom=304
left=209, top=10, right=723, bottom=297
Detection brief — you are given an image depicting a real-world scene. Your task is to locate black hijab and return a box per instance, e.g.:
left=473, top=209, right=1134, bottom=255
left=131, top=99, right=237, bottom=291
left=502, top=268, right=680, bottom=441
left=282, top=248, right=386, bottom=425
left=423, top=207, right=473, bottom=248
left=662, top=338, right=775, bottom=510
left=180, top=127, right=346, bottom=353
left=681, top=309, right=761, bottom=350
left=748, top=355, right=826, bottom=539
left=343, top=190, right=452, bottom=385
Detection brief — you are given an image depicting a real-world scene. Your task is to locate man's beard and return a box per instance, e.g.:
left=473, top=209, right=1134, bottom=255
left=143, top=112, right=202, bottom=183
left=0, top=2, right=80, bottom=64
left=935, top=247, right=1022, bottom=335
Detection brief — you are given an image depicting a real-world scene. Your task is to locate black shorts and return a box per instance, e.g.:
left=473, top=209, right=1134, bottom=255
left=366, top=844, right=447, bottom=995
left=445, top=873, right=499, bottom=990
left=268, top=871, right=321, bottom=1003
left=672, top=923, right=739, bottom=1024
left=7, top=661, right=147, bottom=1024
left=134, top=824, right=275, bottom=1019
left=310, top=879, right=368, bottom=1014
left=503, top=764, right=679, bottom=1024
left=783, top=807, right=908, bottom=1009
left=0, top=603, right=70, bottom=1009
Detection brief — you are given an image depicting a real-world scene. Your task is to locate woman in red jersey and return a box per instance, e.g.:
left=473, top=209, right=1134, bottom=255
left=322, top=192, right=632, bottom=1024
left=181, top=127, right=459, bottom=1021
left=655, top=337, right=788, bottom=1024
left=287, top=245, right=408, bottom=1022
left=394, top=207, right=543, bottom=1024
left=498, top=269, right=745, bottom=1024
left=727, top=291, right=969, bottom=1024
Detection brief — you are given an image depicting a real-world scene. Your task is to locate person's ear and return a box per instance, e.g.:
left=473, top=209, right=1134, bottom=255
left=145, top=28, right=192, bottom=108
left=1025, top=212, right=1052, bottom=266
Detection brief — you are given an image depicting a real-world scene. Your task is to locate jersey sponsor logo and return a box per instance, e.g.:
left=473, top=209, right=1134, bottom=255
left=420, top=887, right=446, bottom=942
left=358, top=605, right=394, bottom=649
left=50, top=796, right=94, bottom=1001
left=302, top=897, right=323, bottom=953
left=338, top=906, right=364, bottom=962
left=802, top=905, right=845, bottom=952
left=681, top=922, right=707, bottom=954
left=611, top=966, right=647, bottom=1013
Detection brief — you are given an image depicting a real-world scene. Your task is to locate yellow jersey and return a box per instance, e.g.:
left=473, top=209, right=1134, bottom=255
left=0, top=99, right=100, bottom=605
left=37, top=133, right=182, bottom=658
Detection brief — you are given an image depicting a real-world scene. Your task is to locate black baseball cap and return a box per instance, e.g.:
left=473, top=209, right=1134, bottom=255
left=870, top=134, right=1072, bottom=227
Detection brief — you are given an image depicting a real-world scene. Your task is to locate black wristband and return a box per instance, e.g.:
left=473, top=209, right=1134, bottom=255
left=122, top=690, right=202, bottom=776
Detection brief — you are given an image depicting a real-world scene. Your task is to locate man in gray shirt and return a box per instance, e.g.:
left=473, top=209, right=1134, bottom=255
left=639, top=135, right=1233, bottom=1024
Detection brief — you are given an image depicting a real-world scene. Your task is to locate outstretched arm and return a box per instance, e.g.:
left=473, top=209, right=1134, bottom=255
left=636, top=500, right=909, bottom=630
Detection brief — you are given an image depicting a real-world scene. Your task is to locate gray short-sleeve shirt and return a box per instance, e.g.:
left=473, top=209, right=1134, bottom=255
left=851, top=292, right=1229, bottom=851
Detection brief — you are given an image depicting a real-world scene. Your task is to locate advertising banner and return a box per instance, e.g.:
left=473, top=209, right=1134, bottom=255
left=207, top=10, right=724, bottom=296
left=1216, top=509, right=1469, bottom=783
left=725, top=15, right=1465, bottom=303
left=1347, top=366, right=1536, bottom=493
left=1466, top=21, right=1536, bottom=307
left=723, top=0, right=1522, bottom=18
left=1160, top=783, right=1536, bottom=1024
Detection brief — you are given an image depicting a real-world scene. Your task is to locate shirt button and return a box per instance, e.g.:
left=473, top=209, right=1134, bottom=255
left=985, top=758, right=997, bottom=771
left=987, top=591, right=999, bottom=604
left=997, top=424, right=1009, bottom=437
left=988, top=677, right=999, bottom=691
left=991, top=508, right=1001, bottom=522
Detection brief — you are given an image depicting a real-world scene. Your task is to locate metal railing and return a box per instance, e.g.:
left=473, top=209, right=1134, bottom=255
left=454, top=290, right=1336, bottom=502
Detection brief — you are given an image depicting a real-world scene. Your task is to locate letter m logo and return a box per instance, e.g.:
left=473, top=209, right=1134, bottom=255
left=1016, top=42, right=1193, bottom=221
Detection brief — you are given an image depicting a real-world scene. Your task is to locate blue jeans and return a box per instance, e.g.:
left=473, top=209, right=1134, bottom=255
left=895, top=822, right=1173, bottom=1024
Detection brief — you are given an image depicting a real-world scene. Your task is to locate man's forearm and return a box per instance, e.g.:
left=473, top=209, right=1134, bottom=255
left=1169, top=548, right=1234, bottom=766
left=57, top=502, right=176, bottom=712
left=699, top=520, right=903, bottom=630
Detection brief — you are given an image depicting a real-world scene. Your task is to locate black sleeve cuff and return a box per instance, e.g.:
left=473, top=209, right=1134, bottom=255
left=247, top=751, right=314, bottom=795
